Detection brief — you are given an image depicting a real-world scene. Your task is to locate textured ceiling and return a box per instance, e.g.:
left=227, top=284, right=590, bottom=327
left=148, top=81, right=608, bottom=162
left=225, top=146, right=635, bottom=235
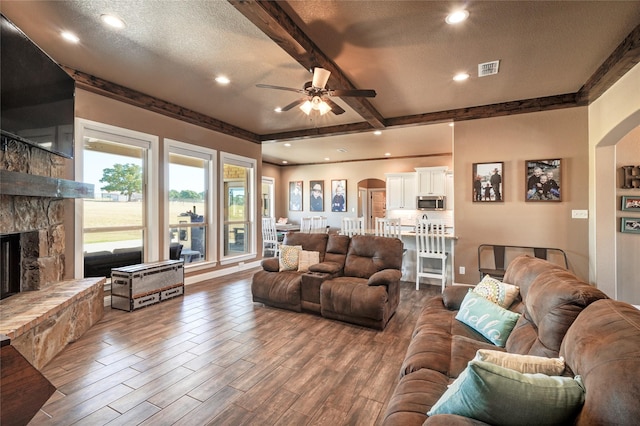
left=1, top=0, right=639, bottom=165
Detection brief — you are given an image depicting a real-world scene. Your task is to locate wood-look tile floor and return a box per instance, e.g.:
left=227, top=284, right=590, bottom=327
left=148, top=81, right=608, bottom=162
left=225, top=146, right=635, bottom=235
left=30, top=269, right=440, bottom=426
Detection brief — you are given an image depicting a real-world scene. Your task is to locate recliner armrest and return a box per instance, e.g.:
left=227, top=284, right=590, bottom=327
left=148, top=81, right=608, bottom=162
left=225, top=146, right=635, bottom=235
left=309, top=261, right=342, bottom=275
left=442, top=286, right=472, bottom=310
left=367, top=269, right=402, bottom=286
left=261, top=257, right=279, bottom=272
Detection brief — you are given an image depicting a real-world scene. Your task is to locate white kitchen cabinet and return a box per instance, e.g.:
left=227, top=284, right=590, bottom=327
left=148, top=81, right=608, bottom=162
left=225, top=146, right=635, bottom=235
left=416, top=167, right=448, bottom=196
left=386, top=173, right=416, bottom=209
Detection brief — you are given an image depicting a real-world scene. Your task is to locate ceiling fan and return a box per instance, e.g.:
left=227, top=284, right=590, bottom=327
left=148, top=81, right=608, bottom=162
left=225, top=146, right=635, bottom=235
left=256, top=67, right=376, bottom=115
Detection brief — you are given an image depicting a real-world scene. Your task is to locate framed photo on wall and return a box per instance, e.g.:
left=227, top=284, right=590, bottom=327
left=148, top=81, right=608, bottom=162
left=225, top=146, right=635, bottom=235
left=622, top=196, right=640, bottom=211
left=310, top=180, right=324, bottom=212
left=289, top=181, right=302, bottom=211
left=526, top=159, right=562, bottom=202
left=472, top=162, right=503, bottom=202
left=331, top=179, right=347, bottom=212
left=621, top=217, right=640, bottom=233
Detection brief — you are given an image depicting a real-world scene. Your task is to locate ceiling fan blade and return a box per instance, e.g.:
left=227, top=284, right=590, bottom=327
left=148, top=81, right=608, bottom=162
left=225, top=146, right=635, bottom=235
left=280, top=98, right=306, bottom=111
left=329, top=89, right=377, bottom=98
left=324, top=98, right=345, bottom=115
left=312, top=67, right=331, bottom=89
left=256, top=84, right=305, bottom=94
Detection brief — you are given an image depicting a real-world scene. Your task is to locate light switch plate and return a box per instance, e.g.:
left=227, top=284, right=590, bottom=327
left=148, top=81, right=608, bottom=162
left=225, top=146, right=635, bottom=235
left=572, top=210, right=588, bottom=219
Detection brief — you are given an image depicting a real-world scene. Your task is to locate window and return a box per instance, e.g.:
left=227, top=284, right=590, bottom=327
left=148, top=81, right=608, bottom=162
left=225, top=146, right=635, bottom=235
left=262, top=177, right=275, bottom=218
left=75, top=119, right=158, bottom=277
left=221, top=152, right=256, bottom=262
left=165, top=140, right=216, bottom=264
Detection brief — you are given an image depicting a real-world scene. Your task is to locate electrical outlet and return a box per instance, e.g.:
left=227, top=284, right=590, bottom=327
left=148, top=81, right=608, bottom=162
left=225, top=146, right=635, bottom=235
left=459, top=266, right=465, bottom=275
left=571, top=210, right=588, bottom=219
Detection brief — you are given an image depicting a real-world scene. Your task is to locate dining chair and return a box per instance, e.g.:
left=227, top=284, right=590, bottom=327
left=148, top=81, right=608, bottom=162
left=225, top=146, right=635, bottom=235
left=415, top=218, right=448, bottom=291
left=310, top=216, right=328, bottom=233
left=300, top=217, right=312, bottom=233
left=261, top=217, right=280, bottom=257
left=341, top=217, right=365, bottom=237
left=375, top=217, right=401, bottom=238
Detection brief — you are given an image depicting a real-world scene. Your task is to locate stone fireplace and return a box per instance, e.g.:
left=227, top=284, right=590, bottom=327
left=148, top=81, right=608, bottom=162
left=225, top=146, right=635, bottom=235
left=0, top=139, right=67, bottom=294
left=0, top=138, right=103, bottom=369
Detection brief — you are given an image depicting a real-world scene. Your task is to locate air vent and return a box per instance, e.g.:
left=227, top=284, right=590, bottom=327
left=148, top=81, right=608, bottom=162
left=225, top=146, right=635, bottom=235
left=478, top=60, right=500, bottom=77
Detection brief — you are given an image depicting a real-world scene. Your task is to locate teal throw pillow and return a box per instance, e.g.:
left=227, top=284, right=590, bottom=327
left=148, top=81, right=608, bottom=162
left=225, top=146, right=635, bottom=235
left=455, top=290, right=520, bottom=347
left=428, top=360, right=585, bottom=425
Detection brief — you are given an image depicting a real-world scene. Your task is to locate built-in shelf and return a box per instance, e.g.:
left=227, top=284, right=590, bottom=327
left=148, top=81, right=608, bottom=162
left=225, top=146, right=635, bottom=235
left=0, top=170, right=94, bottom=198
left=622, top=166, right=640, bottom=189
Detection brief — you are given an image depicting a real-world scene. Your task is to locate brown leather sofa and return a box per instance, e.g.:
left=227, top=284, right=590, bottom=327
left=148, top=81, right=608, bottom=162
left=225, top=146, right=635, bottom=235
left=383, top=255, right=640, bottom=425
left=251, top=233, right=403, bottom=330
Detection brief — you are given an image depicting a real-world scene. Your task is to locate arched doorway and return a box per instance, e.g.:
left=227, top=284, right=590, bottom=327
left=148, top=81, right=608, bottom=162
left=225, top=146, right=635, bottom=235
left=595, top=110, right=640, bottom=304
left=357, top=178, right=386, bottom=229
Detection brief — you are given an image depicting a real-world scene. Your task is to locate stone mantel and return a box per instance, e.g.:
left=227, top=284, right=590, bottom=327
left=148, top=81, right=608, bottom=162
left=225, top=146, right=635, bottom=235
left=0, top=169, right=93, bottom=199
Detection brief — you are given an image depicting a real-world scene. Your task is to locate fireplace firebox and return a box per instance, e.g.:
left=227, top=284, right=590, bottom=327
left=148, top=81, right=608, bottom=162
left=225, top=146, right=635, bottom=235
left=1, top=233, right=20, bottom=299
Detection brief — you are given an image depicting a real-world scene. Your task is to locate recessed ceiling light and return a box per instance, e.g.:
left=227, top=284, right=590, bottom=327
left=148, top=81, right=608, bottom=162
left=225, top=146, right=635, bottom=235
left=385, top=152, right=391, bottom=156
left=101, top=14, right=125, bottom=29
left=373, top=130, right=382, bottom=136
left=282, top=160, right=288, bottom=164
left=274, top=107, right=282, bottom=113
left=61, top=31, right=79, bottom=43
left=215, top=76, right=230, bottom=85
left=324, top=157, right=330, bottom=161
left=446, top=10, right=469, bottom=25
left=283, top=143, right=291, bottom=147
left=453, top=72, right=470, bottom=82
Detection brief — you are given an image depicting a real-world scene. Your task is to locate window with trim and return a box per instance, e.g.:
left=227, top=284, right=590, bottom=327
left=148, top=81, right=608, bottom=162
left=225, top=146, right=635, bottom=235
left=76, top=120, right=158, bottom=278
left=166, top=140, right=216, bottom=264
left=221, top=153, right=255, bottom=260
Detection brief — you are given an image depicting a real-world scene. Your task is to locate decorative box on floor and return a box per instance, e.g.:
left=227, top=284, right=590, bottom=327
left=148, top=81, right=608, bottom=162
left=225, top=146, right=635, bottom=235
left=111, top=260, right=184, bottom=311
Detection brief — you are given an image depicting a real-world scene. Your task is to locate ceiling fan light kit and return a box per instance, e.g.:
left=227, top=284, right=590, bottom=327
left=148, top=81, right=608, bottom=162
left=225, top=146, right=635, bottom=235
left=299, top=95, right=332, bottom=115
left=257, top=67, right=376, bottom=116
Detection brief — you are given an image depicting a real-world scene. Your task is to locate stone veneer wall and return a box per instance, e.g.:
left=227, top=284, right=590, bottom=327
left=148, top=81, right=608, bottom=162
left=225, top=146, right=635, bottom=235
left=0, top=139, right=67, bottom=289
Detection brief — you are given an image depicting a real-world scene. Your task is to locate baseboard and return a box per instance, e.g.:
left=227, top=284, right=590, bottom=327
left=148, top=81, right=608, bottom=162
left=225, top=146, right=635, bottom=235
left=185, top=260, right=262, bottom=285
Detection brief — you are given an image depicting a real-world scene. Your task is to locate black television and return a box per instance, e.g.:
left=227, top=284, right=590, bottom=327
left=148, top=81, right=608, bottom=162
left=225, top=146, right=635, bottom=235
left=1, top=13, right=75, bottom=159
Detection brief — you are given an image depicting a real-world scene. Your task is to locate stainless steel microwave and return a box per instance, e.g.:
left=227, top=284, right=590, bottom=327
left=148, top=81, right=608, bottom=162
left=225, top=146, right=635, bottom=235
left=417, top=195, right=445, bottom=211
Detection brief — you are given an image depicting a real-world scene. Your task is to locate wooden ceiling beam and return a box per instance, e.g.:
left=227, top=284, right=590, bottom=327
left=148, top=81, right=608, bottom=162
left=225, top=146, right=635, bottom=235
left=261, top=122, right=375, bottom=143
left=228, top=0, right=386, bottom=129
left=260, top=93, right=580, bottom=143
left=67, top=68, right=261, bottom=144
left=387, top=93, right=581, bottom=127
left=576, top=22, right=640, bottom=104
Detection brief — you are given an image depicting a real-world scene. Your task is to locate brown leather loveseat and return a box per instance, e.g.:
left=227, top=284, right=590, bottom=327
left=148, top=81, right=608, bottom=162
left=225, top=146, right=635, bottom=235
left=383, top=255, right=640, bottom=425
left=251, top=232, right=403, bottom=330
